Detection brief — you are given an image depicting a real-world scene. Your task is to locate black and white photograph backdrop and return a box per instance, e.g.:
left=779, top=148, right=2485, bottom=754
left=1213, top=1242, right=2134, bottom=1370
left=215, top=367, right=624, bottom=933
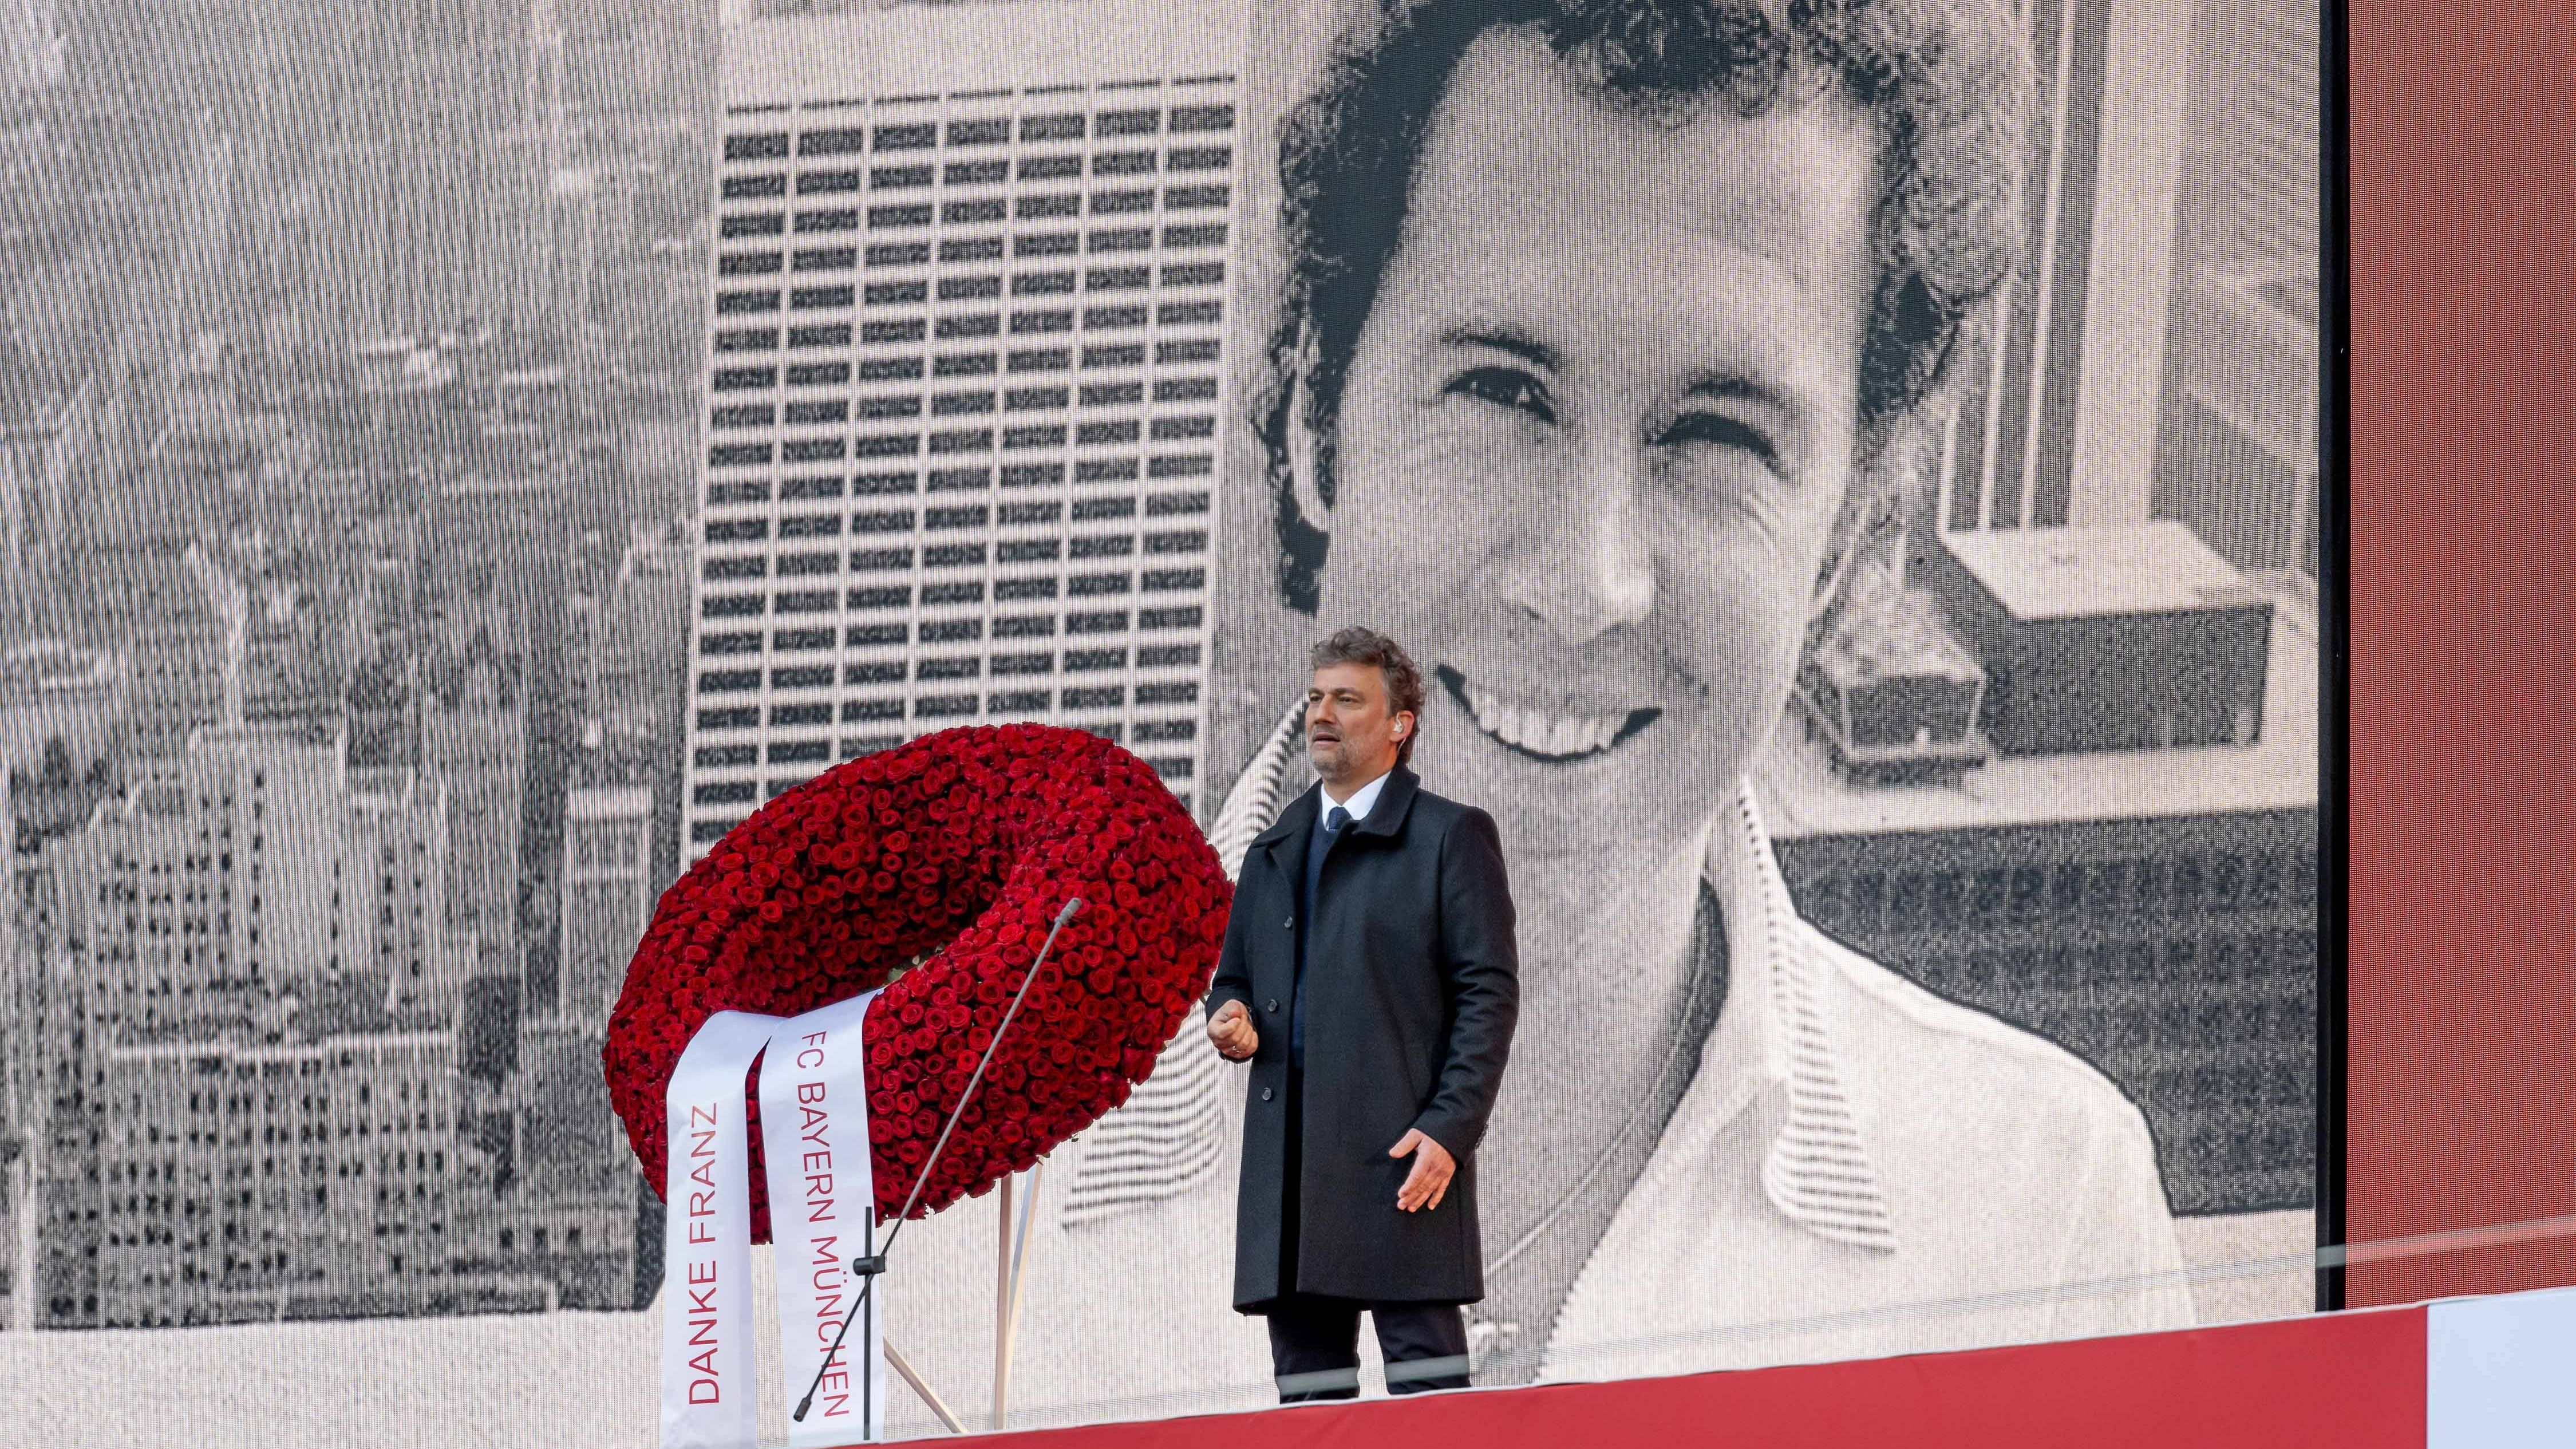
left=0, top=0, right=2321, bottom=1442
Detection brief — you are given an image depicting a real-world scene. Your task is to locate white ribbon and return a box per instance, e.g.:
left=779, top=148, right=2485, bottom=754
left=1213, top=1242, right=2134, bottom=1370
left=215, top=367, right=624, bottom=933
left=759, top=989, right=888, bottom=1446
left=661, top=1010, right=776, bottom=1449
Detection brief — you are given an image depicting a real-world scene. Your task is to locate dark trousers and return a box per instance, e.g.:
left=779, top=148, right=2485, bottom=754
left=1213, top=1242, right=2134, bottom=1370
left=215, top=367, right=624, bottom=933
left=1266, top=1294, right=1472, bottom=1401
left=1266, top=1067, right=1471, bottom=1402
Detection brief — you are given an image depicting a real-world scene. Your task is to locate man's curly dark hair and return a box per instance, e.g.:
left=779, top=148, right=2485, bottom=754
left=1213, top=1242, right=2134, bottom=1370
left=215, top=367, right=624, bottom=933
left=1310, top=625, right=1430, bottom=766
left=1254, top=0, right=2032, bottom=616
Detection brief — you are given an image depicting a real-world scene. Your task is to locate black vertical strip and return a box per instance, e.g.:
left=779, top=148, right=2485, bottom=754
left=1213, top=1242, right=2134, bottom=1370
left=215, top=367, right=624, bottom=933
left=2030, top=0, right=2115, bottom=528
left=2314, top=0, right=2353, bottom=1316
left=631, top=1168, right=666, bottom=1309
left=866, top=1204, right=881, bottom=1428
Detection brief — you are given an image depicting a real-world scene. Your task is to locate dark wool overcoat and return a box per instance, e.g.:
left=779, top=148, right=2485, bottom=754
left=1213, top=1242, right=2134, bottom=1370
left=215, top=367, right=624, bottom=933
left=1207, top=764, right=1519, bottom=1310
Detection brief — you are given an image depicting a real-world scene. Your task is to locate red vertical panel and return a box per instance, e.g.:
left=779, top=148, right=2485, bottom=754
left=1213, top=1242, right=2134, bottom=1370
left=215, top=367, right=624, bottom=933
left=958, top=1309, right=2428, bottom=1449
left=2344, top=0, right=2576, bottom=1304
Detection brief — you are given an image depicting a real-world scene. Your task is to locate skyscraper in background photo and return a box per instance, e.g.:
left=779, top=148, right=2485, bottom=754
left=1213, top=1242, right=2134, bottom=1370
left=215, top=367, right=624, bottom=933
left=1933, top=0, right=2318, bottom=587
left=681, top=0, right=1249, bottom=863
left=302, top=0, right=564, bottom=351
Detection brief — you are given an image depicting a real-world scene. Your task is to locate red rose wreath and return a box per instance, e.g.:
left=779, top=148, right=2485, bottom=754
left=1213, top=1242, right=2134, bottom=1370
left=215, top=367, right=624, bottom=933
left=603, top=723, right=1231, bottom=1238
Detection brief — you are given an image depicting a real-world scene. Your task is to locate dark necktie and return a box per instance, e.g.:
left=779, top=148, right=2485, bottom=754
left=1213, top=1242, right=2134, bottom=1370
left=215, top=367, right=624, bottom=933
left=1293, top=804, right=1351, bottom=1068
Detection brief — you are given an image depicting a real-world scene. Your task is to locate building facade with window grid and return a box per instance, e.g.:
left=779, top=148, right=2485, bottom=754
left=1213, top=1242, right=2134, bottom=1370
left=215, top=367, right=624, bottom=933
left=2151, top=0, right=2322, bottom=582
left=84, top=1032, right=537, bottom=1328
left=1931, top=0, right=2198, bottom=539
left=558, top=783, right=653, bottom=1029
left=685, top=0, right=1250, bottom=860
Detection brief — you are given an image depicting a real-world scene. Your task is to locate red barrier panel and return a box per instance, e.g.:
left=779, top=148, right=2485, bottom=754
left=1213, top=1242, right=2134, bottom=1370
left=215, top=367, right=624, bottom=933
left=2346, top=0, right=2576, bottom=1306
left=964, top=1307, right=2427, bottom=1449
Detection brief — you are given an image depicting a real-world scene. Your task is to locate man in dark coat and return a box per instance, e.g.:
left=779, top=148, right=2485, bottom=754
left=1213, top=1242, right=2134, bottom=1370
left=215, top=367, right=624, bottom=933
left=1206, top=625, right=1520, bottom=1401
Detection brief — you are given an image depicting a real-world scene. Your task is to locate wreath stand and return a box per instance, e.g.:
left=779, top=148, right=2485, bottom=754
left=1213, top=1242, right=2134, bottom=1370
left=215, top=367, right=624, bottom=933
left=874, top=1162, right=1042, bottom=1436
left=993, top=1163, right=1045, bottom=1430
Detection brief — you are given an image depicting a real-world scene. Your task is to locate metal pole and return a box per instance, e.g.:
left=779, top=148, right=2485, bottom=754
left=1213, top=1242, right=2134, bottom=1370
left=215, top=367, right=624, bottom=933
left=792, top=898, right=1082, bottom=1426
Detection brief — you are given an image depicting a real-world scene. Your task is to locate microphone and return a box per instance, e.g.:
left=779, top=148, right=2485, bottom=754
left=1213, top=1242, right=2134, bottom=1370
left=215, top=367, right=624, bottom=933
left=792, top=895, right=1084, bottom=1423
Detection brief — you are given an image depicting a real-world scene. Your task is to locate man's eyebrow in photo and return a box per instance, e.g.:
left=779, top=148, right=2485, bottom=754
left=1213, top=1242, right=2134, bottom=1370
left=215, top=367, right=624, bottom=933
left=1437, top=324, right=1564, bottom=372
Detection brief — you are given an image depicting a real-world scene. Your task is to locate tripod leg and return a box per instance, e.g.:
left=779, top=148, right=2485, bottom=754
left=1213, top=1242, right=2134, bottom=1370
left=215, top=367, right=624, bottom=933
left=885, top=1338, right=963, bottom=1435
left=993, top=1175, right=1013, bottom=1430
left=992, top=1164, right=1045, bottom=1428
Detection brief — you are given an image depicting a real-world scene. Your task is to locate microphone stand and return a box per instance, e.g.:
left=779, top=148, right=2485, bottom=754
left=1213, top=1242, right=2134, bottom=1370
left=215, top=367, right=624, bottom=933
left=793, top=895, right=1084, bottom=1424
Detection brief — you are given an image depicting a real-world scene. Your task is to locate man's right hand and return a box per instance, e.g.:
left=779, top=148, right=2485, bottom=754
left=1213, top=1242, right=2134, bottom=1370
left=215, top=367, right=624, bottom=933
left=1207, top=998, right=1259, bottom=1061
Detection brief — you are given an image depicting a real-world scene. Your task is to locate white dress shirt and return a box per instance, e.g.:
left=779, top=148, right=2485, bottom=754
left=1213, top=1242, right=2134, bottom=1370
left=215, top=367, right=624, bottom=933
left=1318, top=769, right=1390, bottom=824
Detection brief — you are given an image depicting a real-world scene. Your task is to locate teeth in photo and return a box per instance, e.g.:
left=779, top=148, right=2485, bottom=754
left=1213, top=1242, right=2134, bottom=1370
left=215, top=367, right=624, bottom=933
left=1460, top=677, right=1631, bottom=759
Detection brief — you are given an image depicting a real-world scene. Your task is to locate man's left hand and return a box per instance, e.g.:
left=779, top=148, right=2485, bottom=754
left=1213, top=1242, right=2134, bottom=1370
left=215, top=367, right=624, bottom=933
left=1388, top=1129, right=1455, bottom=1213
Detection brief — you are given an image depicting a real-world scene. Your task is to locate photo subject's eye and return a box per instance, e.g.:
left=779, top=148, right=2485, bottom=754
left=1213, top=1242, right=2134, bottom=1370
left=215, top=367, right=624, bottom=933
left=1660, top=410, right=1779, bottom=470
left=1447, top=366, right=1556, bottom=423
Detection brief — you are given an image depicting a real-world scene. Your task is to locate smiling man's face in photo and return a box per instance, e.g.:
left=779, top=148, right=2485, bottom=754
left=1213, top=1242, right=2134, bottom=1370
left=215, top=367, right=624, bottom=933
left=1305, top=26, right=1881, bottom=862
